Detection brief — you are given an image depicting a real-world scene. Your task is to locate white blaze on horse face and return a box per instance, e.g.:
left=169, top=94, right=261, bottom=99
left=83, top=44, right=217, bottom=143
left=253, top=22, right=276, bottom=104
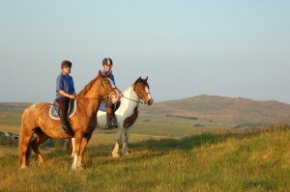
left=145, top=87, right=151, bottom=100
left=145, top=87, right=153, bottom=105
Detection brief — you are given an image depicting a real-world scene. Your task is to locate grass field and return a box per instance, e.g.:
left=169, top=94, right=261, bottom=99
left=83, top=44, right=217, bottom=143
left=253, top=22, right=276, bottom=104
left=1, top=102, right=290, bottom=191
left=1, top=125, right=290, bottom=191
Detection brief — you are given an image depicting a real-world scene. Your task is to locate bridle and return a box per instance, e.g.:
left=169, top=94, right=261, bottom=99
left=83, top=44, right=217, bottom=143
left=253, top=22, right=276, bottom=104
left=122, top=85, right=151, bottom=105
left=49, top=77, right=117, bottom=106
left=99, top=78, right=117, bottom=100
left=122, top=96, right=143, bottom=104
left=74, top=78, right=116, bottom=101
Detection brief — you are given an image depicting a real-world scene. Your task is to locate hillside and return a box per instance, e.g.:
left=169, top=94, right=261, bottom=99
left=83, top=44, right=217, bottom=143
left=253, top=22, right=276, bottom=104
left=140, top=95, right=290, bottom=127
left=1, top=95, right=290, bottom=130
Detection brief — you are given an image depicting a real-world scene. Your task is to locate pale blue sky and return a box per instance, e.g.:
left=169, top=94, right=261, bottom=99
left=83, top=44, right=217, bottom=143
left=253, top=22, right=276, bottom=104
left=0, top=0, right=290, bottom=103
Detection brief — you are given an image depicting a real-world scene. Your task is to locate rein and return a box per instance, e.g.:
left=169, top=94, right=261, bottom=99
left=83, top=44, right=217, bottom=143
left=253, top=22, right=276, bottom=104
left=100, top=79, right=117, bottom=98
left=122, top=96, right=144, bottom=104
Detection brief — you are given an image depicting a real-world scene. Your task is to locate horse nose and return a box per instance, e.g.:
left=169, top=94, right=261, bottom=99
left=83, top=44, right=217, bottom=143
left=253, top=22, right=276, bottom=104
left=111, top=95, right=118, bottom=104
left=148, top=99, right=153, bottom=106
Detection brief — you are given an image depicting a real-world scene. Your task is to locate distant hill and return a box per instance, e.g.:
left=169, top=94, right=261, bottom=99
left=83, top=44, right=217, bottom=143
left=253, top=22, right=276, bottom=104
left=0, top=102, right=31, bottom=126
left=1, top=95, right=290, bottom=128
left=140, top=95, right=290, bottom=127
left=0, top=103, right=30, bottom=113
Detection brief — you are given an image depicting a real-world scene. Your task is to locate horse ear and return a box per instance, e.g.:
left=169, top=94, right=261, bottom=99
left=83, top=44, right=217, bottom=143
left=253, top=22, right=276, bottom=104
left=145, top=76, right=148, bottom=82
left=98, top=70, right=103, bottom=77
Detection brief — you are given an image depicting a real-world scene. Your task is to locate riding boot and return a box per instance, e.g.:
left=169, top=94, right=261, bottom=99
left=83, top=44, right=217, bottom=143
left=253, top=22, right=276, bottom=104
left=58, top=105, right=74, bottom=136
left=106, top=98, right=117, bottom=129
left=106, top=112, right=113, bottom=129
left=111, top=112, right=118, bottom=128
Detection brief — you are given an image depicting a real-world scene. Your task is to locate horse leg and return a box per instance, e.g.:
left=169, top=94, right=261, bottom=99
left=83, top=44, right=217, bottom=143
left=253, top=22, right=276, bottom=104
left=67, top=138, right=75, bottom=157
left=77, top=136, right=90, bottom=170
left=19, top=127, right=34, bottom=169
left=25, top=143, right=32, bottom=167
left=71, top=131, right=82, bottom=170
left=31, top=130, right=48, bottom=167
left=122, top=128, right=130, bottom=156
left=76, top=125, right=95, bottom=169
left=112, top=127, right=123, bottom=158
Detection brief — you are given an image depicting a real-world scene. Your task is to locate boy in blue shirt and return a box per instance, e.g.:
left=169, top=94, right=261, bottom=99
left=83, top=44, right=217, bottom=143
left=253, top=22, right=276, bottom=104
left=101, top=58, right=122, bottom=128
left=55, top=60, right=76, bottom=135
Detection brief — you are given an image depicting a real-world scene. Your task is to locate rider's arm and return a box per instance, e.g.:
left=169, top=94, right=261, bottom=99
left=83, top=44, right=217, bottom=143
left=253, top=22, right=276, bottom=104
left=109, top=74, right=123, bottom=96
left=58, top=90, right=76, bottom=99
left=56, top=75, right=76, bottom=99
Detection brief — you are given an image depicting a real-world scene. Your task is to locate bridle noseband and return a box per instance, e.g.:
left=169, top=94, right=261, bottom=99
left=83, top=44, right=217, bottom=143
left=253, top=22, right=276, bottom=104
left=100, top=79, right=117, bottom=100
left=123, top=85, right=151, bottom=105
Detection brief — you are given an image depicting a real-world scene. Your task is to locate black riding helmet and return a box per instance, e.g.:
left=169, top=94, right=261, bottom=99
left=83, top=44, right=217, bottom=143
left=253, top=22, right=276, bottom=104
left=102, top=58, right=113, bottom=66
left=61, top=60, right=72, bottom=69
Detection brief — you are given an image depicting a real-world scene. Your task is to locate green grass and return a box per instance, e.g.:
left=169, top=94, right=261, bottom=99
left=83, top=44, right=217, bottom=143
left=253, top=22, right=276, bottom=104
left=1, top=102, right=290, bottom=191
left=1, top=126, right=290, bottom=191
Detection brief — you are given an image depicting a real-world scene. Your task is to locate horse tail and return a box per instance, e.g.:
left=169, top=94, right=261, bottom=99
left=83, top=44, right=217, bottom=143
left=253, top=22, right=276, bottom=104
left=18, top=112, right=26, bottom=166
left=18, top=107, right=35, bottom=167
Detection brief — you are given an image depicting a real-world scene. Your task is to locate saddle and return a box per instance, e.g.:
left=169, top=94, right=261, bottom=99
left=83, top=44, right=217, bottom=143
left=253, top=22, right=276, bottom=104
left=99, top=100, right=121, bottom=112
left=49, top=100, right=77, bottom=120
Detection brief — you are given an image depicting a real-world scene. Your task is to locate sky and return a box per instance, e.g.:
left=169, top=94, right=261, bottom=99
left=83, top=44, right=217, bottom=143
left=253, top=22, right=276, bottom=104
left=0, top=0, right=290, bottom=103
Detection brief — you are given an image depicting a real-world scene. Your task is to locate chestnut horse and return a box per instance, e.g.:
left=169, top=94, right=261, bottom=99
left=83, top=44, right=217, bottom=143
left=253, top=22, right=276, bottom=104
left=19, top=71, right=118, bottom=170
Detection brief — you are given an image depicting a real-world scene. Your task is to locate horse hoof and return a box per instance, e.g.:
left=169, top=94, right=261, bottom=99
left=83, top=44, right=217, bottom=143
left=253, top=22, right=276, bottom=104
left=122, top=152, right=129, bottom=156
left=71, top=165, right=84, bottom=170
left=20, top=165, right=28, bottom=169
left=37, top=161, right=44, bottom=167
left=77, top=166, right=84, bottom=171
left=112, top=152, right=120, bottom=159
left=37, top=158, right=45, bottom=167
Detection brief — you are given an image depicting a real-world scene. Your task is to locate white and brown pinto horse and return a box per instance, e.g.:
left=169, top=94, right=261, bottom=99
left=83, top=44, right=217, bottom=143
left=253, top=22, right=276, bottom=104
left=71, top=77, right=153, bottom=158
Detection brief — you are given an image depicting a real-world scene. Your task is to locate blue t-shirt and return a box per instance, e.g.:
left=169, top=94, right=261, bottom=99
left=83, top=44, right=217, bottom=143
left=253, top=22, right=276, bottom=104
left=56, top=73, right=75, bottom=99
left=102, top=70, right=116, bottom=85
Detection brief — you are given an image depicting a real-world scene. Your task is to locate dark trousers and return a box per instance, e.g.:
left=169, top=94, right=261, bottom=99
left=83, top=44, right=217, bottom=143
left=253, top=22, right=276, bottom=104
left=105, top=99, right=114, bottom=114
left=106, top=99, right=117, bottom=128
left=56, top=97, right=70, bottom=127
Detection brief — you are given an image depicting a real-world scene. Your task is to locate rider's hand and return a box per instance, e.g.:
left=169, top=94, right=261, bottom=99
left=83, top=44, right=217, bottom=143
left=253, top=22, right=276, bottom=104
left=70, top=94, right=77, bottom=99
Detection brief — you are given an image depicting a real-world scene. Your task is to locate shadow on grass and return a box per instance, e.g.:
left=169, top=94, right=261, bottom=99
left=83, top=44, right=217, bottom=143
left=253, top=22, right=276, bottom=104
left=2, top=134, right=225, bottom=169
left=87, top=125, right=290, bottom=164
left=131, top=125, right=290, bottom=153
left=0, top=133, right=235, bottom=169
left=130, top=133, right=228, bottom=152
left=83, top=133, right=232, bottom=166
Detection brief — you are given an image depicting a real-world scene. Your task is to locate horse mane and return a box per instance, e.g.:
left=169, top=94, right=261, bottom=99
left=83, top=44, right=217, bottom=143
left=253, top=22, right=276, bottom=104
left=134, top=77, right=150, bottom=89
left=78, top=71, right=104, bottom=97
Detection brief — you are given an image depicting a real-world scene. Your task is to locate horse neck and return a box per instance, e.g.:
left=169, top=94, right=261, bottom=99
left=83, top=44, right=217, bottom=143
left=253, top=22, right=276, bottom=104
left=78, top=83, right=101, bottom=116
left=120, top=85, right=139, bottom=111
left=79, top=98, right=100, bottom=116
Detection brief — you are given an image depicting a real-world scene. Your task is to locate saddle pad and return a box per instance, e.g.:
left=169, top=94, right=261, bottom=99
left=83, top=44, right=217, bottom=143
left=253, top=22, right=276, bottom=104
left=49, top=100, right=77, bottom=120
left=99, top=100, right=121, bottom=112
